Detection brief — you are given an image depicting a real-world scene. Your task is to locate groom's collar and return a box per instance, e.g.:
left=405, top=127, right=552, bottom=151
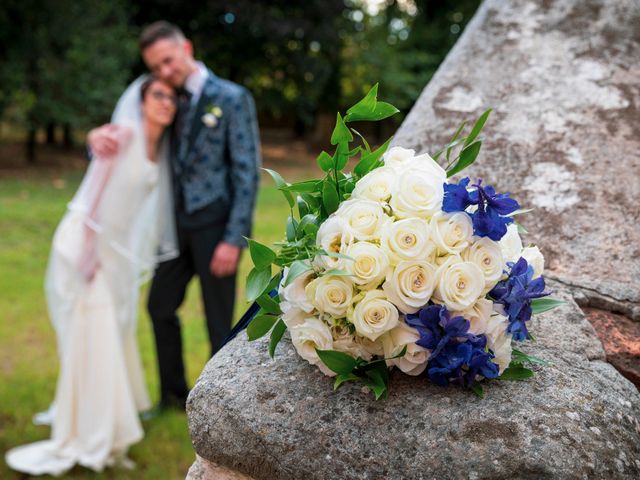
left=184, top=61, right=210, bottom=102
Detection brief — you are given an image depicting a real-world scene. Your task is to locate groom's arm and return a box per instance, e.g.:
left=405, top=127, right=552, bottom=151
left=223, top=88, right=261, bottom=248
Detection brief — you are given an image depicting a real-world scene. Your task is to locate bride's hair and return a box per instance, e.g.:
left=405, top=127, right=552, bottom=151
left=139, top=21, right=185, bottom=51
left=140, top=76, right=159, bottom=100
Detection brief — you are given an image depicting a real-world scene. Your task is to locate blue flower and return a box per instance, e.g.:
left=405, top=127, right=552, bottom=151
left=442, top=178, right=520, bottom=241
left=406, top=304, right=500, bottom=388
left=489, top=257, right=549, bottom=341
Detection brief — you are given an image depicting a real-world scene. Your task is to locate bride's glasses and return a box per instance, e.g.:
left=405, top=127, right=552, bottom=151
left=150, top=90, right=178, bottom=105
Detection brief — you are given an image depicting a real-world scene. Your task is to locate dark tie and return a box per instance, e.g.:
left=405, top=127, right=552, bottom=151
left=175, top=88, right=192, bottom=164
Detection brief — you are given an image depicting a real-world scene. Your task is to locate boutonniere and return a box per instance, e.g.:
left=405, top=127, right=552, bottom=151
left=202, top=104, right=223, bottom=128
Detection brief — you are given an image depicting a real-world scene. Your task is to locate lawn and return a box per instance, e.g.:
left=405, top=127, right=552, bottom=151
left=0, top=160, right=314, bottom=479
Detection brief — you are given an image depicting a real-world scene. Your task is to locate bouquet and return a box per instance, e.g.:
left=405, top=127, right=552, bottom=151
left=243, top=85, right=562, bottom=399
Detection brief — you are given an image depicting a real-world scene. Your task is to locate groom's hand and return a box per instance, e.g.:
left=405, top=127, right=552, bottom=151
left=87, top=124, right=122, bottom=160
left=210, top=242, right=241, bottom=277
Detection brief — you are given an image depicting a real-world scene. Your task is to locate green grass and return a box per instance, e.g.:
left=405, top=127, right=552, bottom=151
left=0, top=167, right=302, bottom=479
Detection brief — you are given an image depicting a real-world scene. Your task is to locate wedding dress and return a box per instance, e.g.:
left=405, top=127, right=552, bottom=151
left=5, top=78, right=177, bottom=475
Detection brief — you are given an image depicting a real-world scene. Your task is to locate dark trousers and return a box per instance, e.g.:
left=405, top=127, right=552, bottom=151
left=147, top=222, right=236, bottom=403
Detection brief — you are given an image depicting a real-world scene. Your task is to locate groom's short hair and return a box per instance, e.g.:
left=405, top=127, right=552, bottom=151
left=139, top=21, right=185, bottom=51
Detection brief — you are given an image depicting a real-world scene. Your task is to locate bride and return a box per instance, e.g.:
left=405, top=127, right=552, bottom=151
left=5, top=76, right=178, bottom=475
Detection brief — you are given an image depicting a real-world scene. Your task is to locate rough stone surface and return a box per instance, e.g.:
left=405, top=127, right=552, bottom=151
left=188, top=292, right=640, bottom=479
left=186, top=455, right=255, bottom=480
left=585, top=308, right=640, bottom=388
left=187, top=0, right=640, bottom=478
left=392, top=0, right=640, bottom=312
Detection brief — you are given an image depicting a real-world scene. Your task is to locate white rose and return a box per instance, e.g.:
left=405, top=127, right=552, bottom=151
left=279, top=267, right=315, bottom=313
left=331, top=325, right=374, bottom=361
left=484, top=314, right=513, bottom=374
left=349, top=289, right=399, bottom=341
left=434, top=256, right=485, bottom=311
left=382, top=146, right=415, bottom=169
left=202, top=113, right=218, bottom=128
left=452, top=297, right=494, bottom=335
left=314, top=216, right=354, bottom=270
left=280, top=304, right=307, bottom=328
left=521, top=246, right=544, bottom=279
left=430, top=211, right=474, bottom=255
left=499, top=223, right=523, bottom=263
left=352, top=166, right=396, bottom=203
left=462, top=237, right=505, bottom=293
left=344, top=241, right=389, bottom=289
left=290, top=316, right=336, bottom=376
left=389, top=167, right=444, bottom=220
left=335, top=199, right=391, bottom=241
left=305, top=275, right=354, bottom=318
left=381, top=322, right=429, bottom=376
left=406, top=152, right=447, bottom=182
left=382, top=260, right=436, bottom=314
left=380, top=217, right=435, bottom=266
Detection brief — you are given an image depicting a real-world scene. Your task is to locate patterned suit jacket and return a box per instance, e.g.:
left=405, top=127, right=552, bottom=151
left=172, top=70, right=261, bottom=247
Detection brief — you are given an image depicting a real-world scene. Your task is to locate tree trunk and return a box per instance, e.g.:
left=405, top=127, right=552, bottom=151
left=46, top=123, right=56, bottom=144
left=26, top=128, right=37, bottom=164
left=63, top=123, right=73, bottom=149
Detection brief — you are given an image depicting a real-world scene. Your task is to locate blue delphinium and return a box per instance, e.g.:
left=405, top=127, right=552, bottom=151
left=406, top=305, right=499, bottom=388
left=442, top=178, right=520, bottom=241
left=489, top=257, right=549, bottom=341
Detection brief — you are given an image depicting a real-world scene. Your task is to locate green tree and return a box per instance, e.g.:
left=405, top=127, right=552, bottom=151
left=1, top=0, right=136, bottom=162
left=341, top=0, right=480, bottom=117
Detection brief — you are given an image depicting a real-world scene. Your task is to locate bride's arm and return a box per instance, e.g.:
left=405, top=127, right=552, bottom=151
left=78, top=126, right=133, bottom=281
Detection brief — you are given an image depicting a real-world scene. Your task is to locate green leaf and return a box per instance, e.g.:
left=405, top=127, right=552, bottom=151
left=297, top=196, right=310, bottom=218
left=283, top=260, right=312, bottom=287
left=516, top=223, right=528, bottom=235
left=263, top=168, right=294, bottom=208
left=512, top=349, right=550, bottom=366
left=268, top=319, right=287, bottom=358
left=246, top=267, right=272, bottom=302
left=333, top=373, right=360, bottom=390
left=531, top=298, right=565, bottom=314
left=364, top=364, right=389, bottom=400
left=335, top=142, right=349, bottom=171
left=286, top=216, right=297, bottom=242
left=433, top=121, right=467, bottom=161
left=346, top=83, right=378, bottom=119
left=330, top=113, right=353, bottom=145
left=509, top=208, right=534, bottom=216
left=246, top=314, right=278, bottom=341
left=300, top=193, right=320, bottom=209
left=257, top=294, right=281, bottom=315
left=353, top=137, right=392, bottom=177
left=464, top=108, right=492, bottom=147
left=371, top=102, right=400, bottom=121
left=282, top=180, right=321, bottom=193
left=298, top=214, right=319, bottom=236
left=350, top=128, right=371, bottom=153
left=470, top=383, right=485, bottom=398
left=317, top=151, right=334, bottom=172
left=266, top=273, right=282, bottom=293
left=499, top=366, right=534, bottom=381
left=446, top=141, right=482, bottom=178
left=315, top=349, right=358, bottom=375
left=247, top=239, right=276, bottom=270
left=322, top=179, right=340, bottom=215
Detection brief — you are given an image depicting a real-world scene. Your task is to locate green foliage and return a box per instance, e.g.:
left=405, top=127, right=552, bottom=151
left=531, top=298, right=565, bottom=315
left=0, top=0, right=136, bottom=132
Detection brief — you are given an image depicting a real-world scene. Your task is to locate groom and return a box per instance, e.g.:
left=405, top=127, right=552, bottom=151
left=89, top=21, right=260, bottom=410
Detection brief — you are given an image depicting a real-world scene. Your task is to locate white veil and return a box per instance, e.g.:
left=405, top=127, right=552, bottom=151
left=67, top=76, right=178, bottom=281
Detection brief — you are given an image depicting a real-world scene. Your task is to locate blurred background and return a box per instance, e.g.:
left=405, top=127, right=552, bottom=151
left=0, top=0, right=479, bottom=478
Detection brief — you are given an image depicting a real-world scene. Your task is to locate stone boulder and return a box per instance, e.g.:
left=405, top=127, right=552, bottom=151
left=187, top=285, right=640, bottom=479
